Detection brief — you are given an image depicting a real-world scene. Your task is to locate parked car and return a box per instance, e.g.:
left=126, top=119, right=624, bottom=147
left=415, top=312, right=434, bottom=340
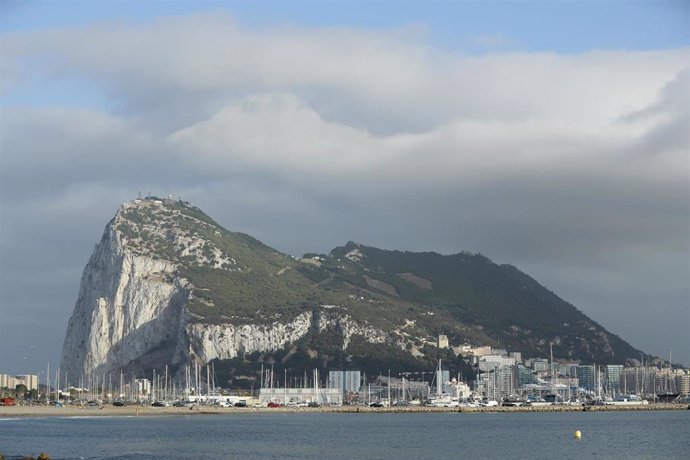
left=369, top=402, right=384, bottom=407
left=112, top=400, right=126, bottom=407
left=267, top=402, right=284, bottom=408
left=234, top=401, right=247, bottom=407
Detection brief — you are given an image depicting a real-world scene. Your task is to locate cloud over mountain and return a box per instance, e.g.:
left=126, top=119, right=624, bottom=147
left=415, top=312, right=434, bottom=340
left=1, top=13, right=688, bottom=368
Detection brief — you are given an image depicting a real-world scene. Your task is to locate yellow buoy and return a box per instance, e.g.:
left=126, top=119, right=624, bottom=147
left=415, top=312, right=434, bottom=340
left=574, top=430, right=582, bottom=439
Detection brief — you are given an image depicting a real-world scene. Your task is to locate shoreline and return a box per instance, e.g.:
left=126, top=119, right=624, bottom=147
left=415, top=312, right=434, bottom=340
left=1, top=403, right=687, bottom=418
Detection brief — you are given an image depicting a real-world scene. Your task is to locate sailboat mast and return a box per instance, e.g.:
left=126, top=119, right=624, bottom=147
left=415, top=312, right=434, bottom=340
left=206, top=365, right=210, bottom=399
left=388, top=369, right=391, bottom=406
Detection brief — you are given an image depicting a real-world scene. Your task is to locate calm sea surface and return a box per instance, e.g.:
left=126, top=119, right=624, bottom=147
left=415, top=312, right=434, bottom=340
left=1, top=411, right=689, bottom=459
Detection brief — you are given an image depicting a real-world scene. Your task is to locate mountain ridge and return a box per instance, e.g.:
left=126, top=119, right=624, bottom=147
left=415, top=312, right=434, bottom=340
left=60, top=198, right=648, bottom=384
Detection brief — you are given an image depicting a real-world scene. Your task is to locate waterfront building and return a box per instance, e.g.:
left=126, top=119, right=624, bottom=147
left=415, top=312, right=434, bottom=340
left=432, top=367, right=451, bottom=394
left=259, top=387, right=343, bottom=406
left=0, top=373, right=39, bottom=391
left=620, top=367, right=654, bottom=395
left=678, top=371, right=690, bottom=395
left=516, top=364, right=537, bottom=387
left=478, top=355, right=516, bottom=372
left=440, top=370, right=452, bottom=394
left=557, top=363, right=578, bottom=379
left=619, top=366, right=658, bottom=395
left=0, top=374, right=15, bottom=388
left=476, top=365, right=515, bottom=400
left=651, top=368, right=688, bottom=396
left=530, top=359, right=550, bottom=372
left=394, top=378, right=430, bottom=401
left=577, top=365, right=596, bottom=392
left=449, top=379, right=472, bottom=398
left=135, top=379, right=151, bottom=399
left=606, top=365, right=624, bottom=396
left=16, top=375, right=38, bottom=390
left=328, top=370, right=361, bottom=395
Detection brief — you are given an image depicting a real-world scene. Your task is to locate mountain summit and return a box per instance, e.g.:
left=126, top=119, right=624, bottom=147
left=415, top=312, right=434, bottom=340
left=61, top=198, right=644, bottom=382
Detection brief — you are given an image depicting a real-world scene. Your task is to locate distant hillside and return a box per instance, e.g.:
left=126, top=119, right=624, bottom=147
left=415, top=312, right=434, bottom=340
left=318, top=242, right=641, bottom=363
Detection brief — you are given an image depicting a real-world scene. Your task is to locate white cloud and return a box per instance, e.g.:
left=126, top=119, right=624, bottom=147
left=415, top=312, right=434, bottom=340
left=169, top=93, right=394, bottom=175
left=1, top=14, right=689, bottom=366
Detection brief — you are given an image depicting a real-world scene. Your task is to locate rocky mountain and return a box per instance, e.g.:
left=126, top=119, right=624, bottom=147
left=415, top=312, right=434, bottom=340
left=61, top=198, right=646, bottom=384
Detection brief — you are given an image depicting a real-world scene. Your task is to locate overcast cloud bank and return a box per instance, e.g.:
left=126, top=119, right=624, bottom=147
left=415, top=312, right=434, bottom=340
left=1, top=14, right=688, bottom=370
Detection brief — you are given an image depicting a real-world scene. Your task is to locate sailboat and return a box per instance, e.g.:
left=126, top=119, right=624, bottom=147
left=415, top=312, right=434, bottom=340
left=427, top=359, right=460, bottom=407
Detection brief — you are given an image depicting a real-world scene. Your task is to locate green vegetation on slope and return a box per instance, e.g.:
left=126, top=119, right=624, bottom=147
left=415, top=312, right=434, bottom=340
left=115, top=201, right=644, bottom=365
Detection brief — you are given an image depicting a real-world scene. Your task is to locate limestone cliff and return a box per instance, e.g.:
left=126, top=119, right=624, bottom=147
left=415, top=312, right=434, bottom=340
left=60, top=199, right=389, bottom=381
left=61, top=198, right=647, bottom=385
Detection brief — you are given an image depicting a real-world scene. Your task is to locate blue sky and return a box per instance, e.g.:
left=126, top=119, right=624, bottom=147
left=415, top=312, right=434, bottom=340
left=2, top=0, right=688, bottom=52
left=2, top=1, right=687, bottom=110
left=1, top=0, right=688, bottom=373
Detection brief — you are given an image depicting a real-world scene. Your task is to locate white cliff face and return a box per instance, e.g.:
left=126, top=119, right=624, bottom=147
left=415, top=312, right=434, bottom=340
left=315, top=311, right=387, bottom=349
left=186, top=312, right=314, bottom=363
left=61, top=199, right=395, bottom=384
left=60, top=211, right=187, bottom=381
left=186, top=310, right=391, bottom=364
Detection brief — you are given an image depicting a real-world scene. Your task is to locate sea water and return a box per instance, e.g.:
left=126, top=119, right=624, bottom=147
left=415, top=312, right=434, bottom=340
left=1, top=411, right=689, bottom=459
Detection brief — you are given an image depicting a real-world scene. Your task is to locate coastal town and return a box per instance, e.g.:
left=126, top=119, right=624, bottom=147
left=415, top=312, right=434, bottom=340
left=2, top=337, right=688, bottom=410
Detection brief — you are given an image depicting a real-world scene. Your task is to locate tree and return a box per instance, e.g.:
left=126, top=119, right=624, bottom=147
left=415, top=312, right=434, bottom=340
left=15, top=383, right=27, bottom=399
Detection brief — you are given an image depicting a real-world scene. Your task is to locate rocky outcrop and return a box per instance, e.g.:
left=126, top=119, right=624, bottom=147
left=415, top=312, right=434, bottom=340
left=186, top=312, right=314, bottom=363
left=60, top=203, right=190, bottom=381
left=60, top=200, right=390, bottom=382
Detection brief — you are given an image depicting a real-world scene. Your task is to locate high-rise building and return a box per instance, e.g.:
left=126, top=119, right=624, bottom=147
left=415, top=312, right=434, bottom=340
left=328, top=370, right=361, bottom=395
left=0, top=374, right=38, bottom=391
left=15, top=375, right=38, bottom=390
left=476, top=365, right=515, bottom=400
left=606, top=365, right=624, bottom=396
left=577, top=365, right=596, bottom=392
left=516, top=365, right=536, bottom=387
left=478, top=355, right=516, bottom=372
left=134, top=379, right=151, bottom=398
left=678, top=371, right=690, bottom=395
left=531, top=359, right=549, bottom=372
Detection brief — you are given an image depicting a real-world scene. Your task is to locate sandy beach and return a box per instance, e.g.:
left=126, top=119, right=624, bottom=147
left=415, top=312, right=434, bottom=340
left=1, top=403, right=687, bottom=418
